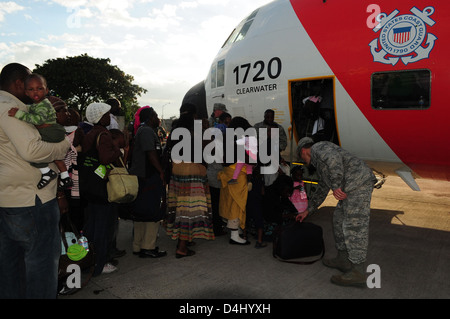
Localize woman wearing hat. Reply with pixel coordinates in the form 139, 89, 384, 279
78, 102, 123, 275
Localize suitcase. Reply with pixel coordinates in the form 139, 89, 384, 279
273, 221, 325, 264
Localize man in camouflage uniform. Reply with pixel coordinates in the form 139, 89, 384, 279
296, 137, 376, 287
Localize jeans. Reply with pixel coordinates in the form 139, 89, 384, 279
0, 197, 61, 299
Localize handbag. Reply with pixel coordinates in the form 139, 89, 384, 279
273, 221, 325, 264
58, 214, 95, 295
107, 157, 139, 204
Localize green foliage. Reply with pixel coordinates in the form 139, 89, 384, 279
34, 53, 147, 122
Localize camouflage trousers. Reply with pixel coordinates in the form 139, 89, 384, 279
333, 184, 373, 264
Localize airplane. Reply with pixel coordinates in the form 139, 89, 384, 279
182, 0, 450, 191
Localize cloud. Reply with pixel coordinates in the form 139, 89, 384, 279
0, 41, 64, 70
49, 0, 182, 30
0, 1, 25, 23
179, 1, 198, 9
1, 0, 274, 117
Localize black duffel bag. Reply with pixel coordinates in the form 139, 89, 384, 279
273, 221, 325, 264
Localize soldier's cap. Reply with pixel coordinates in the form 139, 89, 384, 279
297, 137, 314, 155
213, 103, 228, 112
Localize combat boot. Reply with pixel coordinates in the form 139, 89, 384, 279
322, 250, 352, 272
330, 263, 367, 288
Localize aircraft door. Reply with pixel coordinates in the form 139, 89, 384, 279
289, 77, 339, 197
290, 77, 339, 146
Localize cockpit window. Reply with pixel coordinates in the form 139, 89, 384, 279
233, 20, 253, 43
246, 9, 258, 21
222, 9, 259, 47
371, 69, 431, 109
222, 28, 237, 48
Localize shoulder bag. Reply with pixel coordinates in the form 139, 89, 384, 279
107, 157, 139, 204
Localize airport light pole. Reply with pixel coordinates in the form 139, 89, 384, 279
160, 102, 170, 129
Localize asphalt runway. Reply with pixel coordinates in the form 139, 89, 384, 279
59, 176, 450, 301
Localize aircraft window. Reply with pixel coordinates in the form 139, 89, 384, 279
371, 69, 431, 109
234, 20, 253, 43
229, 9, 259, 44
211, 64, 217, 89
217, 60, 225, 87
222, 28, 237, 48
211, 60, 225, 89
247, 9, 258, 21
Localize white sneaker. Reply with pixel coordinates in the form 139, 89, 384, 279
230, 230, 248, 244
102, 263, 118, 274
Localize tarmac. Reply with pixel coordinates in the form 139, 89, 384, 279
59, 176, 450, 301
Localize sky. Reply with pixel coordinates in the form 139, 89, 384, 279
0, 0, 273, 118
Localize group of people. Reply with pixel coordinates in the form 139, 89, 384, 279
0, 63, 152, 298
0, 62, 377, 299
163, 102, 376, 289
165, 104, 296, 254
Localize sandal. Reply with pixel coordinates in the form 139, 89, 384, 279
176, 249, 195, 259
176, 240, 196, 249
58, 176, 73, 190
37, 170, 57, 189
255, 241, 267, 249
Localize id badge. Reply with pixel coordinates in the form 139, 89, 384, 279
94, 165, 107, 179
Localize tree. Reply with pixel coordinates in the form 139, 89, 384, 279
34, 54, 147, 122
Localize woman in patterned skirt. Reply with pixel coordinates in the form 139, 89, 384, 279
165, 104, 215, 258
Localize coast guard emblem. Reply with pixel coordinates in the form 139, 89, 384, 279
369, 6, 437, 65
